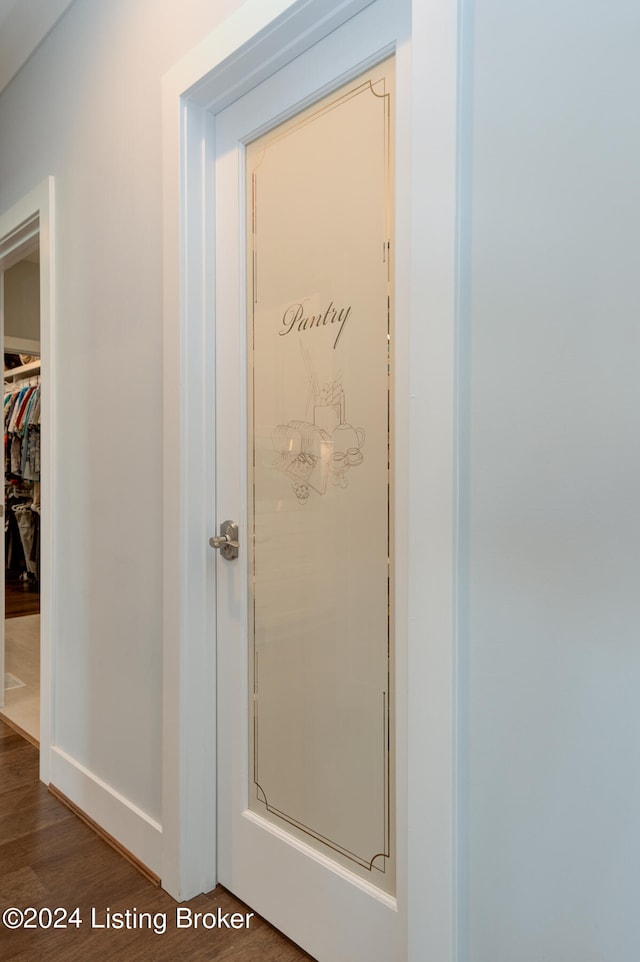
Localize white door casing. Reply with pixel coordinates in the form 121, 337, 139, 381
162, 1, 460, 960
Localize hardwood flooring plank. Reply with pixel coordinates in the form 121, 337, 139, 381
0, 719, 23, 738
0, 781, 68, 821
0, 745, 39, 793
0, 721, 35, 753
32, 837, 153, 907
0, 730, 26, 752
0, 816, 99, 878
0, 867, 50, 904
0, 727, 37, 753
0, 798, 73, 848
216, 926, 316, 962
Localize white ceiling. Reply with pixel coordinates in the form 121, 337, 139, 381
0, 0, 76, 96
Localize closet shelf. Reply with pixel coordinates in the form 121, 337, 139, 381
4, 359, 41, 382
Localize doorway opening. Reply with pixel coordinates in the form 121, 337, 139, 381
1, 239, 41, 746
0, 177, 54, 785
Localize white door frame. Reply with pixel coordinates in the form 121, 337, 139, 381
162, 1, 461, 958
0, 177, 55, 785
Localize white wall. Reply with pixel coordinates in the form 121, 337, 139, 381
0, 0, 241, 842
4, 260, 40, 340
465, 1, 640, 960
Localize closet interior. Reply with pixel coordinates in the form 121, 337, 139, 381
1, 246, 41, 745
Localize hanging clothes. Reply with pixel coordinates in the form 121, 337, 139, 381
4, 376, 41, 581
4, 381, 41, 482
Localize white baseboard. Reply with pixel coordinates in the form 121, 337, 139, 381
49, 746, 163, 878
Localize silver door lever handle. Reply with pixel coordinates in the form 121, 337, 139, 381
209, 520, 239, 560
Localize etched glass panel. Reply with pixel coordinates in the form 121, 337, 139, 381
247, 59, 394, 893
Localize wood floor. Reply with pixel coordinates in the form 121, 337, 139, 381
0, 720, 316, 961
5, 575, 40, 619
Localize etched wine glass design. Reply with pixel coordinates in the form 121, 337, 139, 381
271, 347, 365, 503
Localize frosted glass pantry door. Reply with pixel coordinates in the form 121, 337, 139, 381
247, 62, 394, 891
213, 5, 408, 954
